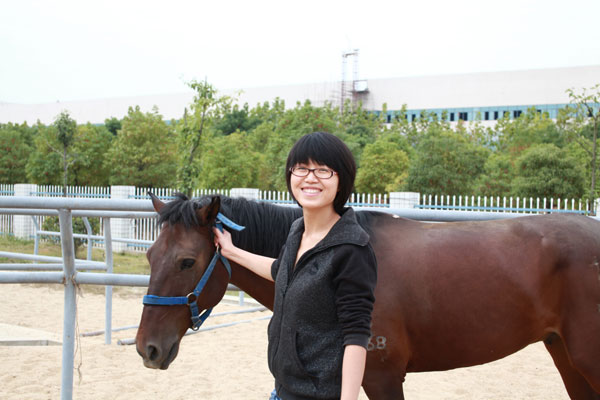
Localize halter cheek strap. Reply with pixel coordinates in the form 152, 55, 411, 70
143, 212, 245, 330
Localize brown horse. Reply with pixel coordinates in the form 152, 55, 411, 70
136, 194, 600, 399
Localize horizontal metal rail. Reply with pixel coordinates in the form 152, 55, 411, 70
0, 251, 105, 266
37, 230, 154, 246
0, 270, 148, 286
0, 263, 106, 271
75, 272, 149, 286
82, 306, 268, 337
0, 271, 65, 284
0, 197, 154, 211
0, 208, 156, 218
117, 315, 273, 346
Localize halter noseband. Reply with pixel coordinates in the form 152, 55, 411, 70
142, 212, 245, 330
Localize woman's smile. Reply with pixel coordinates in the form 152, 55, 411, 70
301, 186, 322, 196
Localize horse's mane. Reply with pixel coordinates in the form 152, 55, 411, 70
158, 193, 384, 256
157, 193, 303, 257
157, 193, 205, 228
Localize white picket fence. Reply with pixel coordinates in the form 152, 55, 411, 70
0, 184, 14, 235
417, 194, 590, 215
35, 185, 111, 198
0, 184, 594, 251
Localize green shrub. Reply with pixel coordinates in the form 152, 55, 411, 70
41, 216, 100, 252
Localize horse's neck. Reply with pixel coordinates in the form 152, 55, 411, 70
222, 197, 298, 257
229, 263, 275, 310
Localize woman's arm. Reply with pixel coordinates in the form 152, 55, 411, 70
213, 227, 275, 282
340, 344, 367, 400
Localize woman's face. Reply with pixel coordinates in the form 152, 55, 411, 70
290, 160, 339, 213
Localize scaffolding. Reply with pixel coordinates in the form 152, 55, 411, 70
340, 49, 368, 113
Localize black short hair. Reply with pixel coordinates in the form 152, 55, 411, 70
285, 132, 356, 214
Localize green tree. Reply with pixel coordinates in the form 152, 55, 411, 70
495, 108, 565, 155
474, 153, 515, 197
390, 108, 453, 150
70, 124, 113, 186
214, 103, 261, 135
198, 132, 264, 189
105, 106, 177, 187
355, 137, 409, 193
26, 123, 62, 185
104, 117, 122, 136
53, 111, 78, 196
405, 130, 489, 196
0, 123, 32, 183
563, 84, 600, 209
176, 79, 234, 196
511, 144, 584, 200
337, 102, 381, 164
563, 140, 594, 200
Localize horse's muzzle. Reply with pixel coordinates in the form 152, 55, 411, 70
137, 339, 180, 370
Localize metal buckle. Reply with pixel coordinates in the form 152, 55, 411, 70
186, 292, 197, 304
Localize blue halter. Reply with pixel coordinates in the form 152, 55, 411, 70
142, 212, 245, 331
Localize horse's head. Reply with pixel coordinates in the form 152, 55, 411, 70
136, 193, 230, 369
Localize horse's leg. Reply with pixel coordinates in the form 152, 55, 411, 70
549, 256, 600, 399
362, 362, 406, 400
544, 333, 600, 400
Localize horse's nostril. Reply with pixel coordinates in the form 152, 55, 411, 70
147, 344, 160, 362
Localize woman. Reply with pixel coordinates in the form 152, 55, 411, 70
213, 132, 377, 400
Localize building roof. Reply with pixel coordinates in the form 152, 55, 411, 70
1, 65, 598, 125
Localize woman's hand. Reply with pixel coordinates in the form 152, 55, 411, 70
212, 227, 276, 282
213, 227, 235, 258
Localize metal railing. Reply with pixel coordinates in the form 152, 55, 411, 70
0, 197, 154, 400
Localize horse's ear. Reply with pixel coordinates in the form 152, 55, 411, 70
198, 196, 220, 225
148, 191, 164, 213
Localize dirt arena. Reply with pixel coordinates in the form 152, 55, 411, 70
0, 284, 569, 399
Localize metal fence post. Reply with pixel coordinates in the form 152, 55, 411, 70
58, 208, 76, 400
82, 217, 93, 261
103, 217, 113, 344
31, 216, 40, 256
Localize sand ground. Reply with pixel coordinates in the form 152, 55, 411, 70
0, 283, 570, 399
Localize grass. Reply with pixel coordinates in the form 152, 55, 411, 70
0, 235, 150, 275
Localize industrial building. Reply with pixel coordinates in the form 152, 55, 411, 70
1, 65, 598, 125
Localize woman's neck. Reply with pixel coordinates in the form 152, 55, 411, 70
302, 206, 340, 238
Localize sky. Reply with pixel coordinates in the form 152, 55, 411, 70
1, 0, 600, 104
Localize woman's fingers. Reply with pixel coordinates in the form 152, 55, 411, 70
213, 227, 232, 246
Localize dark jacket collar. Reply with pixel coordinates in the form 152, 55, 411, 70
288, 207, 369, 250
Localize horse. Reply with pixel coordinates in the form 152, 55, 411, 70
135, 193, 600, 399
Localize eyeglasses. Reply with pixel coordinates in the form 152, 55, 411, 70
289, 167, 337, 179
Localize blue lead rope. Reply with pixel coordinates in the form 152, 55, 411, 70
143, 212, 245, 330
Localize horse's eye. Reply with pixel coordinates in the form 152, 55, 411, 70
180, 258, 195, 270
